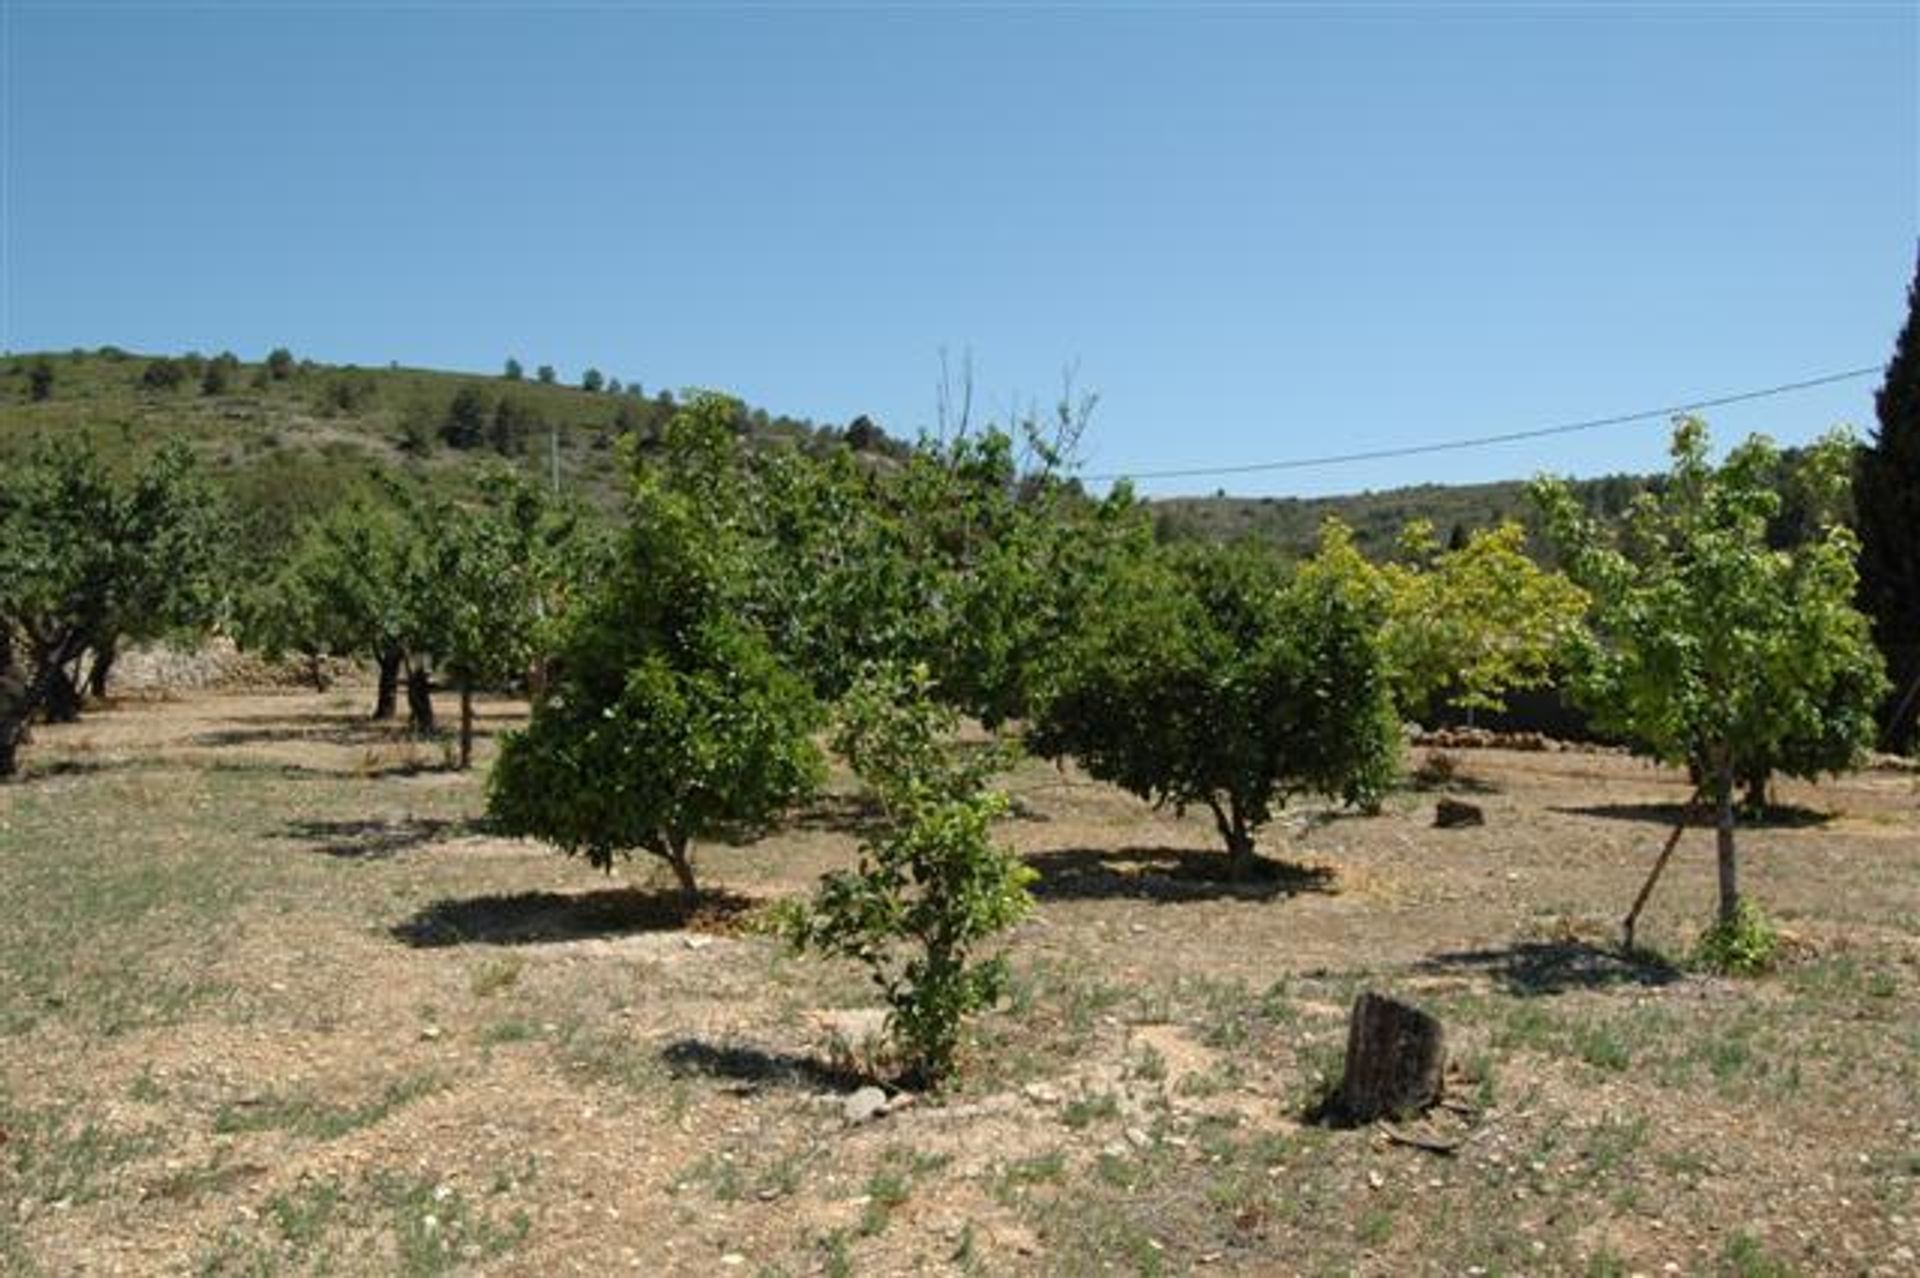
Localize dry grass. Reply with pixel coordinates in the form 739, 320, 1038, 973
1, 696, 1917, 1275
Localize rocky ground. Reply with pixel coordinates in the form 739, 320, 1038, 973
1, 687, 1917, 1276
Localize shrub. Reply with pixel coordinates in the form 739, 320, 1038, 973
780, 664, 1034, 1086
1694, 899, 1781, 976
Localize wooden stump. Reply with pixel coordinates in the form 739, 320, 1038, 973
1336, 992, 1446, 1123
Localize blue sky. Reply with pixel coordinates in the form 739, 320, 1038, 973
3, 2, 1915, 497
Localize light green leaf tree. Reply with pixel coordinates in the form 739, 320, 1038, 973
1530, 417, 1887, 937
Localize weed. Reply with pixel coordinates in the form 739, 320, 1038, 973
213, 1072, 442, 1140
1062, 1090, 1122, 1129
1721, 1230, 1798, 1278
1572, 1020, 1631, 1072
1694, 900, 1781, 976
470, 956, 523, 997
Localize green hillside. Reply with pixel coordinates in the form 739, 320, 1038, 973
0, 346, 898, 572
1151, 472, 1654, 560
2, 346, 1672, 569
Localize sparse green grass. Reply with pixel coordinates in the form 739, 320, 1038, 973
212, 1072, 443, 1140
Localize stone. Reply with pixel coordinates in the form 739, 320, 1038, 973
842, 1086, 889, 1124
1435, 798, 1485, 828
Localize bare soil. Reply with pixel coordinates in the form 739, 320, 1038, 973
2, 689, 1917, 1276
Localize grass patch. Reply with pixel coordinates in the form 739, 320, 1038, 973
213, 1072, 443, 1140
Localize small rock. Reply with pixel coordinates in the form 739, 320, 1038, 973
1367, 1170, 1384, 1190
842, 1086, 889, 1124
1435, 798, 1485, 828
1125, 1127, 1151, 1149
1023, 1082, 1061, 1105
720, 1255, 745, 1268
684, 935, 714, 951
420, 1025, 442, 1041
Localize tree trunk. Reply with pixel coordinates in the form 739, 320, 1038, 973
663, 834, 699, 905
1742, 769, 1769, 818
1714, 758, 1740, 925
86, 637, 117, 700
1, 640, 82, 780
306, 653, 330, 693
372, 650, 401, 721
1335, 992, 1447, 1124
42, 663, 83, 724
405, 662, 435, 735
1209, 798, 1258, 879
457, 678, 474, 771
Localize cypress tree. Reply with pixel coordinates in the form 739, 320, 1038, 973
1858, 246, 1920, 751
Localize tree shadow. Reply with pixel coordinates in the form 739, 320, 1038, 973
390, 887, 757, 948
1417, 940, 1684, 997
279, 815, 483, 860
1554, 802, 1833, 829
659, 1039, 866, 1094
190, 723, 499, 749
13, 757, 131, 783
785, 791, 889, 838
1024, 846, 1337, 904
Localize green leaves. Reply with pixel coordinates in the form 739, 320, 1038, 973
488, 395, 824, 894
783, 663, 1034, 1086
1029, 536, 1399, 868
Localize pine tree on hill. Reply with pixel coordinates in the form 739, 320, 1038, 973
1858, 246, 1920, 752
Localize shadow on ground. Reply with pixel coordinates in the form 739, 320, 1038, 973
786, 791, 889, 838
1555, 801, 1833, 829
391, 887, 758, 948
660, 1039, 865, 1094
1024, 846, 1337, 904
1418, 939, 1684, 997
191, 722, 498, 750
280, 815, 481, 860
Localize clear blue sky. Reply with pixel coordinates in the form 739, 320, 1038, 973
4, 2, 1915, 497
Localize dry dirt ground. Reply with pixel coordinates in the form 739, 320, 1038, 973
1, 688, 1917, 1277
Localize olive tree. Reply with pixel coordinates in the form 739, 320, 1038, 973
1030, 538, 1399, 876
1531, 417, 1886, 939
487, 394, 823, 899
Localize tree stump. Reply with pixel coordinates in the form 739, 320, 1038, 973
1434, 798, 1484, 828
1336, 992, 1446, 1123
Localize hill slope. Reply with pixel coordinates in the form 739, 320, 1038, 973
2, 347, 1657, 568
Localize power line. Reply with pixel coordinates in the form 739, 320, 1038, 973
1082, 364, 1882, 484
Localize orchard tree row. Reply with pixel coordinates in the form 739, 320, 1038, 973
0, 382, 1902, 1081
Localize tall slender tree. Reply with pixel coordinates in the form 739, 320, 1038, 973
1857, 246, 1920, 752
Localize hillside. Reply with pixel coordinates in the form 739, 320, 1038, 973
1152, 473, 1654, 561
0, 347, 903, 571
2, 347, 1663, 568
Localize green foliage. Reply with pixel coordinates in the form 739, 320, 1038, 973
1532, 417, 1887, 922
440, 385, 490, 450
0, 438, 227, 775
502, 357, 523, 381
140, 357, 189, 391
580, 367, 604, 394
488, 394, 824, 895
1857, 248, 1920, 751
781, 664, 1035, 1085
199, 352, 239, 397
535, 364, 556, 385
265, 347, 295, 380
1030, 535, 1399, 870
1693, 899, 1781, 977
27, 359, 53, 401
1309, 517, 1588, 717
